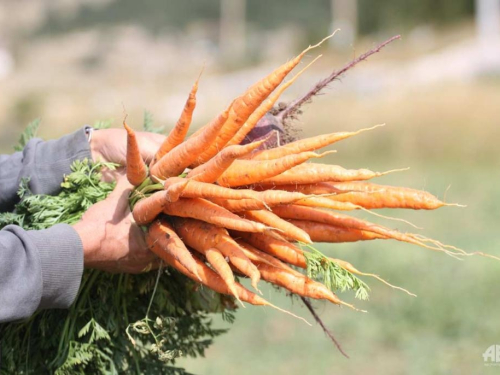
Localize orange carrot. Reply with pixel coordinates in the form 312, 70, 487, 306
294, 196, 361, 211
226, 55, 322, 147
163, 177, 191, 203
131, 179, 189, 225
272, 205, 461, 256
248, 124, 385, 161
256, 262, 347, 306
261, 163, 406, 185
132, 190, 168, 226
210, 198, 275, 212
234, 231, 307, 268
163, 198, 271, 233
286, 219, 385, 243
160, 248, 310, 323
210, 189, 311, 212
124, 121, 148, 186
157, 244, 258, 304
193, 35, 334, 166
165, 177, 263, 201
150, 108, 229, 180
204, 247, 243, 306
286, 192, 423, 229
173, 218, 261, 290
241, 210, 312, 243
252, 182, 344, 195
235, 239, 297, 272
187, 134, 271, 183
151, 75, 199, 166
217, 151, 334, 187
147, 219, 201, 281
326, 181, 452, 210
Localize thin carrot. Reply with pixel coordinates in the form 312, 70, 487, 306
132, 190, 168, 226
235, 239, 300, 274
193, 34, 336, 166
294, 196, 361, 211
124, 121, 148, 186
286, 219, 385, 243
226, 55, 322, 147
261, 163, 408, 185
210, 189, 311, 212
172, 218, 261, 291
163, 177, 191, 203
187, 134, 272, 183
131, 179, 190, 225
241, 210, 312, 243
256, 262, 358, 310
234, 231, 307, 268
210, 198, 275, 212
165, 177, 263, 201
272, 205, 463, 256
217, 151, 334, 187
150, 108, 229, 180
204, 247, 244, 306
147, 219, 201, 281
326, 181, 458, 210
162, 248, 310, 323
252, 182, 345, 195
163, 198, 272, 233
151, 74, 200, 166
248, 124, 385, 161
294, 194, 423, 230
156, 244, 257, 304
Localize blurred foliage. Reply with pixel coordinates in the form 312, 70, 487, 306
358, 0, 474, 34
36, 0, 474, 40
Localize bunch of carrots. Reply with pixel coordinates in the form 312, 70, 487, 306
121, 34, 485, 323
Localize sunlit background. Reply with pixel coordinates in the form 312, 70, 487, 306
1, 1, 499, 374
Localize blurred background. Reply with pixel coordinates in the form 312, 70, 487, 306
1, 1, 499, 374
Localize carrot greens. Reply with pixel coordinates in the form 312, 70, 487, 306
0, 159, 234, 375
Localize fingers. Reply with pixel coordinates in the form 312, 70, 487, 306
109, 175, 134, 198
101, 166, 126, 183
136, 132, 166, 164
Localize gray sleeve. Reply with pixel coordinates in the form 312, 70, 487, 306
0, 128, 91, 322
0, 127, 91, 212
0, 224, 83, 323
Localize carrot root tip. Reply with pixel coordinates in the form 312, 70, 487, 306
444, 203, 467, 208
340, 300, 367, 313
360, 207, 423, 230
303, 29, 340, 54
265, 303, 312, 326
380, 167, 410, 176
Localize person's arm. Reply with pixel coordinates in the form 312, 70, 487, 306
0, 127, 164, 323
0, 224, 83, 322
0, 128, 91, 212
0, 128, 91, 322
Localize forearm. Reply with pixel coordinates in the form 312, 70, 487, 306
0, 224, 83, 323
0, 128, 91, 212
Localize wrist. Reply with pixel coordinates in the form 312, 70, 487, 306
73, 220, 101, 267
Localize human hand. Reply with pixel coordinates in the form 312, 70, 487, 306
73, 176, 158, 273
90, 128, 165, 180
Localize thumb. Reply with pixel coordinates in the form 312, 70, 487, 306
109, 175, 134, 198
